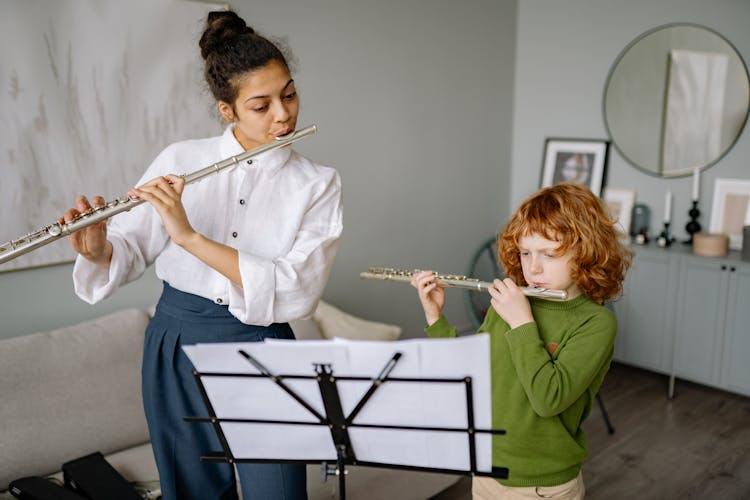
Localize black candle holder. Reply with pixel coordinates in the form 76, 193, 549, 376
657, 221, 675, 248
683, 200, 701, 245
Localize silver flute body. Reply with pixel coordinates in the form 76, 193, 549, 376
0, 125, 317, 265
360, 267, 568, 301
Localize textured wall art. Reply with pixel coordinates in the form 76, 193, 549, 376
0, 0, 224, 271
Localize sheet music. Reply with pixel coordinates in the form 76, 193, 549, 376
182, 334, 494, 471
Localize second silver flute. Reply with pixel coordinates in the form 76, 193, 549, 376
0, 125, 317, 266
360, 267, 568, 301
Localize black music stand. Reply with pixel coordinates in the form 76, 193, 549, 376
183, 340, 507, 500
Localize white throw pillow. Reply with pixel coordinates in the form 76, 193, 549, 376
312, 301, 401, 341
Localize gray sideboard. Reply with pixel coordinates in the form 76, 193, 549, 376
611, 244, 750, 398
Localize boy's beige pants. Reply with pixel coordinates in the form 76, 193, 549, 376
472, 471, 585, 500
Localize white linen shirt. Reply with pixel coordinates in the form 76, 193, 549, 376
73, 125, 343, 326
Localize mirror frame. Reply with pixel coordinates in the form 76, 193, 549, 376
603, 23, 750, 178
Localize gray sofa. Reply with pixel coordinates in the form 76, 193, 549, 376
0, 302, 461, 499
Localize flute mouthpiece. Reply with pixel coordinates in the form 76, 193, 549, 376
275, 131, 295, 141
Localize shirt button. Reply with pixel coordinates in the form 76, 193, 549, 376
215, 298, 223, 304
232, 231, 238, 238
239, 199, 245, 205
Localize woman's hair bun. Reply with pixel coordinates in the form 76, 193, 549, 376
199, 10, 255, 60
199, 10, 290, 104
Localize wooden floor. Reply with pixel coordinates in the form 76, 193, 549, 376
431, 362, 750, 500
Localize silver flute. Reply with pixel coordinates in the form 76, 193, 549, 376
0, 125, 317, 265
360, 267, 568, 301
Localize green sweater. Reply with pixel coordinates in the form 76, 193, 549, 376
426, 294, 616, 487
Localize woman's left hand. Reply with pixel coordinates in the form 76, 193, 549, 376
488, 278, 534, 329
128, 174, 197, 247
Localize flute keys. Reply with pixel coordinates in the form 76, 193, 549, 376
440, 274, 467, 281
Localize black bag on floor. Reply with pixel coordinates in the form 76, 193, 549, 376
8, 476, 87, 500
61, 452, 141, 500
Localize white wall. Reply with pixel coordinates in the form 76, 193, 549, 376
511, 0, 750, 239
0, 0, 517, 339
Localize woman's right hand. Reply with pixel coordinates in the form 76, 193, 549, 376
60, 195, 113, 268
410, 270, 446, 327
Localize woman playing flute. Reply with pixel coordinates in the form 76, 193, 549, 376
62, 10, 342, 500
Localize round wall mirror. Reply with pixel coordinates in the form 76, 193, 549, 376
603, 24, 750, 178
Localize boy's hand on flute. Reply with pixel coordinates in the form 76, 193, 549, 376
488, 277, 534, 329
410, 270, 445, 327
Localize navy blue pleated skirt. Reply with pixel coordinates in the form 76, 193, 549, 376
142, 281, 307, 500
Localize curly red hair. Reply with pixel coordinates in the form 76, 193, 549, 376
498, 183, 632, 304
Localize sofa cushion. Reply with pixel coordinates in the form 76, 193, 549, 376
312, 301, 401, 341
289, 317, 324, 340
0, 308, 153, 490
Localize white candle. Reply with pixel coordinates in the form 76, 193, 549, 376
692, 167, 700, 201
664, 191, 672, 223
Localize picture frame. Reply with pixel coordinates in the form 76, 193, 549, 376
709, 178, 750, 250
603, 188, 636, 238
540, 138, 610, 196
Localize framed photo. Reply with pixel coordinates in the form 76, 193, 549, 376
540, 138, 610, 196
604, 188, 636, 238
709, 178, 750, 250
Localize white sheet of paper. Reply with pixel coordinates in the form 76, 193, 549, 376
348, 428, 474, 471
221, 422, 337, 461
182, 334, 494, 472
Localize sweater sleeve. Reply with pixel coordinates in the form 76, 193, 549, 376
504, 309, 616, 418
424, 315, 458, 338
